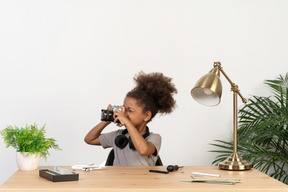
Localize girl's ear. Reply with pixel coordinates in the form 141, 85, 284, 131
144, 111, 152, 122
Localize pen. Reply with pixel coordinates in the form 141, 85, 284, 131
180, 180, 236, 185
149, 170, 169, 174
191, 172, 221, 178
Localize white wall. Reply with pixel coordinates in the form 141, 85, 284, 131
0, 0, 287, 185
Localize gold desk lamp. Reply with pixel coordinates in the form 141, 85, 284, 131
191, 62, 252, 170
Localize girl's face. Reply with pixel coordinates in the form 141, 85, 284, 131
123, 97, 151, 131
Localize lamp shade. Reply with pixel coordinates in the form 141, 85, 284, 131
191, 67, 222, 106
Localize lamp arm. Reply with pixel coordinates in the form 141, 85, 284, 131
214, 62, 247, 104
211, 62, 253, 170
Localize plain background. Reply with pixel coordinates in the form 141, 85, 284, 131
1, 0, 288, 185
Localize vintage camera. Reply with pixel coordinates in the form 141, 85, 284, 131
101, 105, 122, 123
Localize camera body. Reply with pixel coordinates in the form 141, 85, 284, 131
101, 105, 122, 123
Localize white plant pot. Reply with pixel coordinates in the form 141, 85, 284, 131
16, 152, 40, 170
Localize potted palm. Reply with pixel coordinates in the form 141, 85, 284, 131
0, 123, 61, 170
210, 73, 288, 184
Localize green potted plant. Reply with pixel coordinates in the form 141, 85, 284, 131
0, 123, 61, 170
210, 73, 288, 184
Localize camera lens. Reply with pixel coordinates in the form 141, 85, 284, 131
101, 109, 114, 122
101, 106, 122, 123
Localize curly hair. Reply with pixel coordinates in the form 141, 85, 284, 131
126, 71, 177, 122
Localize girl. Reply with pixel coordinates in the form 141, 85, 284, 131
84, 72, 177, 166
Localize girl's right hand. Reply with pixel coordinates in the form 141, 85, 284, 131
100, 104, 112, 125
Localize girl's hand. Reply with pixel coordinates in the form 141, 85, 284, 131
101, 104, 112, 125
113, 106, 129, 127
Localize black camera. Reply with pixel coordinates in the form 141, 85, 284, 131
101, 105, 122, 123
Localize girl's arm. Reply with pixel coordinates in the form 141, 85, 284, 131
125, 121, 156, 156
114, 109, 156, 156
84, 121, 110, 145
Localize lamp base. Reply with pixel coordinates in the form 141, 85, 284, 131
219, 153, 253, 171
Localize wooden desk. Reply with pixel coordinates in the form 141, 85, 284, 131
1, 166, 288, 192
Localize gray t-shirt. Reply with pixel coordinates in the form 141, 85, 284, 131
99, 129, 161, 166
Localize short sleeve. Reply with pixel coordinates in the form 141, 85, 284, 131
146, 133, 161, 156
99, 130, 122, 149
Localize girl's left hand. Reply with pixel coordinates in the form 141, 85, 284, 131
113, 106, 129, 127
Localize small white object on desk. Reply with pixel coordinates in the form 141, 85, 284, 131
191, 172, 221, 179
72, 161, 106, 171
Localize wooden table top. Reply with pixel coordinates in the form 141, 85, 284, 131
1, 166, 288, 192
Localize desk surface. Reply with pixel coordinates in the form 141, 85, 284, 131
0, 166, 288, 192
